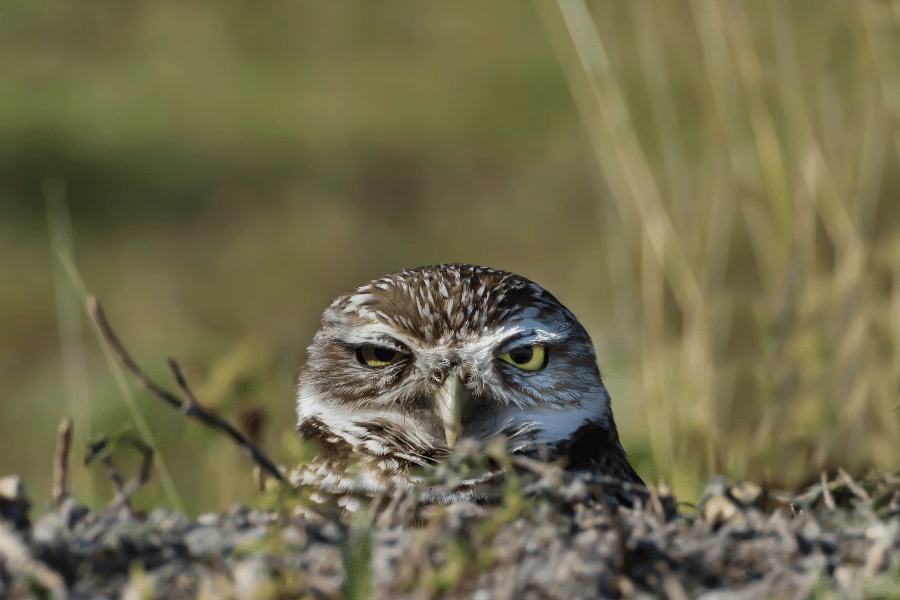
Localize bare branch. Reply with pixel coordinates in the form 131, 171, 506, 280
87, 296, 284, 482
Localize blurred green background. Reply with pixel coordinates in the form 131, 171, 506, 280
2, 0, 899, 516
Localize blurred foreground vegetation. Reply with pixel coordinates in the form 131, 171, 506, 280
1, 0, 899, 516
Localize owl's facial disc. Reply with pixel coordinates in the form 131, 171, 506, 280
297, 264, 615, 464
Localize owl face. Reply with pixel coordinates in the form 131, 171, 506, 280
295, 265, 629, 485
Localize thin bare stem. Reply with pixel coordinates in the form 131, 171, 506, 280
86, 433, 155, 511
820, 472, 837, 511
52, 417, 73, 509
87, 296, 284, 482
838, 468, 870, 503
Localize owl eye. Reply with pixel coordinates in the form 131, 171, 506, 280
356, 345, 404, 368
498, 345, 546, 371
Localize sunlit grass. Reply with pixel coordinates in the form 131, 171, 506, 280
542, 0, 900, 500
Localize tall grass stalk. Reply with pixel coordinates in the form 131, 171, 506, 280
542, 0, 900, 498
45, 180, 97, 505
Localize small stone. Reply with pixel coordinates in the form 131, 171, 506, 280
702, 494, 742, 526
233, 525, 271, 551
0, 475, 30, 531
233, 556, 271, 600
32, 511, 65, 545
281, 524, 307, 549
197, 512, 219, 527
575, 528, 600, 550
185, 526, 227, 556
58, 497, 89, 529
0, 476, 26, 501
729, 482, 763, 507
148, 506, 186, 530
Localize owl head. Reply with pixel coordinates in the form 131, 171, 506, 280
295, 264, 640, 490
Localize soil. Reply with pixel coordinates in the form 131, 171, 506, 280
2, 459, 900, 600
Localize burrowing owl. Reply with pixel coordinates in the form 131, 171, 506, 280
293, 264, 642, 501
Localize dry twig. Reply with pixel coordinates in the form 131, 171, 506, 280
86, 433, 154, 511
820, 472, 836, 511
838, 467, 870, 502
87, 296, 284, 482
52, 417, 73, 509
0, 527, 68, 600
661, 571, 689, 600
890, 489, 900, 513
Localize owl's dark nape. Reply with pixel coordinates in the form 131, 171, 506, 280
292, 264, 643, 504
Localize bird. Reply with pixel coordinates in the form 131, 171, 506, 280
292, 264, 643, 504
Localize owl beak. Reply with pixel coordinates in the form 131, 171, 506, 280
433, 373, 467, 448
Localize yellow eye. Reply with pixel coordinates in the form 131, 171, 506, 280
498, 345, 546, 371
356, 345, 404, 368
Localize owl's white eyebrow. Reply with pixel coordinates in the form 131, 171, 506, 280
337, 332, 408, 351
498, 324, 563, 347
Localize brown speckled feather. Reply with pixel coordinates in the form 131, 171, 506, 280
293, 264, 643, 504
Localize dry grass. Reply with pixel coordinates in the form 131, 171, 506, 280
541, 0, 900, 498
0, 0, 898, 514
